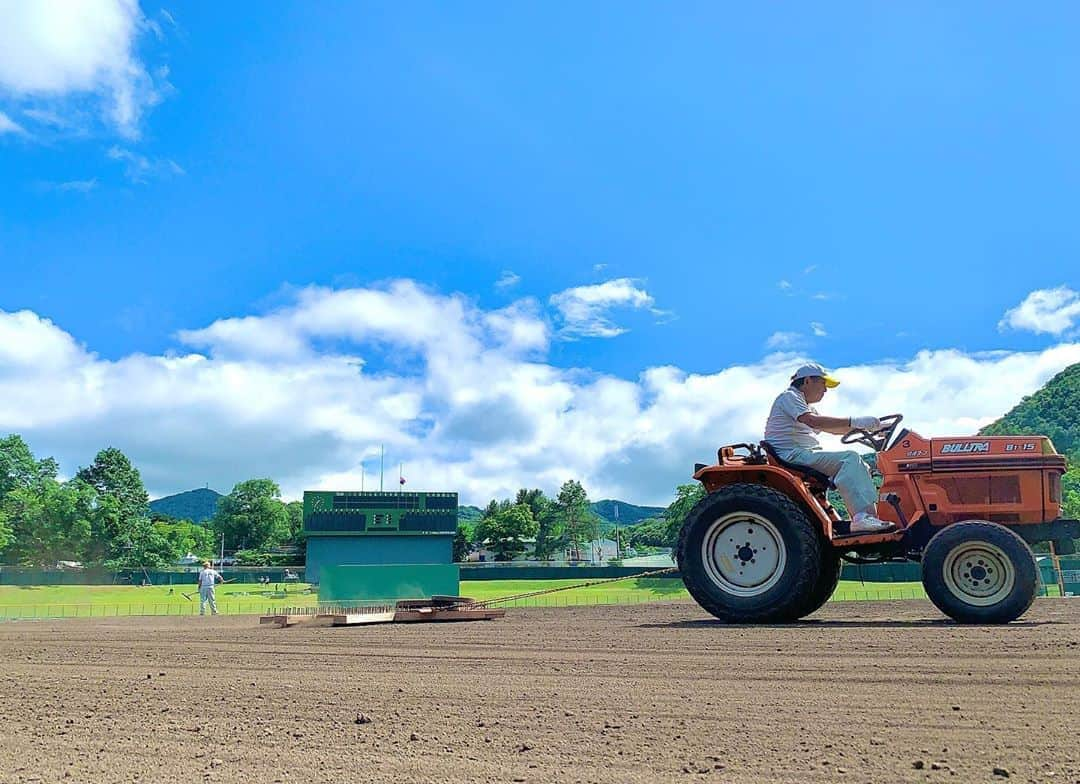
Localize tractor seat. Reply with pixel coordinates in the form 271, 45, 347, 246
759, 442, 836, 489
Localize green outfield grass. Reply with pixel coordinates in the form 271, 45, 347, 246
0, 577, 1064, 619
0, 577, 951, 619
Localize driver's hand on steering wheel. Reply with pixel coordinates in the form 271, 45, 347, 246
850, 415, 882, 432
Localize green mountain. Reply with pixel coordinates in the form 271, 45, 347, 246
149, 488, 222, 523
458, 505, 483, 525
590, 499, 665, 526
979, 362, 1080, 458
979, 361, 1080, 521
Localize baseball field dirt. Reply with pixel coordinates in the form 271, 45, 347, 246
1, 599, 1077, 784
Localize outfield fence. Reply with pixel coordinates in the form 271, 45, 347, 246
6, 585, 1072, 620
0, 600, 299, 619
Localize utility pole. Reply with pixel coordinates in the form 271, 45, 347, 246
1050, 541, 1066, 597
614, 504, 620, 558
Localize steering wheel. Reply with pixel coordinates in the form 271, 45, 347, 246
841, 413, 903, 452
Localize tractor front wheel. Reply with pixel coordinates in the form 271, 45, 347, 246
677, 484, 823, 623
921, 521, 1038, 624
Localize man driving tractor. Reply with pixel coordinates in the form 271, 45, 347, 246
764, 362, 894, 534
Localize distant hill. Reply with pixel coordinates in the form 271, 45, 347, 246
458, 505, 483, 526
149, 488, 222, 523
591, 499, 665, 526
979, 362, 1080, 458
456, 500, 664, 532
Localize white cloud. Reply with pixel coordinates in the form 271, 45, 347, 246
0, 0, 167, 138
37, 178, 98, 193
495, 270, 521, 290
766, 331, 803, 350
810, 321, 827, 337
107, 145, 184, 182
3, 287, 1080, 508
999, 286, 1080, 336
803, 265, 818, 275
550, 278, 661, 338
0, 110, 25, 135
778, 279, 792, 291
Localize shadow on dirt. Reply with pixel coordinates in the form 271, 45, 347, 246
637, 618, 1061, 629
630, 577, 685, 595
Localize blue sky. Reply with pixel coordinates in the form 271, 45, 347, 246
2, 2, 1079, 503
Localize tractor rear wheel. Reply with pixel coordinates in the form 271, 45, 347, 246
921, 521, 1038, 624
795, 549, 842, 618
677, 483, 823, 623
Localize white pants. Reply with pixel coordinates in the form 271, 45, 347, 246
777, 447, 877, 517
199, 585, 218, 615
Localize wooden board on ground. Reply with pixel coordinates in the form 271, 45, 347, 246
329, 610, 397, 626
396, 595, 474, 609
259, 614, 336, 628
393, 607, 505, 623
260, 597, 505, 627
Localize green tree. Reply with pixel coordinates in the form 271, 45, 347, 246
0, 434, 59, 499
76, 447, 149, 522
452, 523, 471, 562
76, 447, 155, 566
980, 362, 1080, 457
212, 479, 290, 552
623, 517, 670, 549
482, 498, 510, 519
533, 501, 560, 561
474, 503, 538, 561
285, 501, 304, 544
0, 507, 11, 553
154, 519, 215, 559
1063, 465, 1080, 520
663, 483, 706, 545
1, 479, 96, 566
515, 488, 559, 560
555, 480, 595, 560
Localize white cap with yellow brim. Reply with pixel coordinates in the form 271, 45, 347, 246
790, 362, 840, 388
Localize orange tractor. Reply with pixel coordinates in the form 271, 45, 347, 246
677, 415, 1079, 623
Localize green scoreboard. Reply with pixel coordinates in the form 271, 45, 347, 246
303, 491, 459, 600
303, 490, 458, 535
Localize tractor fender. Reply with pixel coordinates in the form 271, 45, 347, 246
693, 464, 833, 533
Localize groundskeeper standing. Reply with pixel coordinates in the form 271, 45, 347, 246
197, 560, 223, 616
764, 362, 894, 534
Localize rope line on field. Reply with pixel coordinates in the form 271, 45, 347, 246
467, 567, 679, 608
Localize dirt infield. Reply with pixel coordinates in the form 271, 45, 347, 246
1, 599, 1077, 784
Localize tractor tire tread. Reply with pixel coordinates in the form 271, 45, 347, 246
677, 483, 822, 623
921, 521, 1038, 624
794, 550, 843, 619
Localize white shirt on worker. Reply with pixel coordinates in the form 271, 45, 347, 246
198, 568, 221, 588
763, 386, 821, 452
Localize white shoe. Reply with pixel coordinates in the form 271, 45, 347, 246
850, 512, 894, 533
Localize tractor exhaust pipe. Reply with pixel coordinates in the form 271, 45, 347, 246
883, 493, 909, 528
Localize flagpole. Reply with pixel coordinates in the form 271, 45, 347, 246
361, 463, 365, 491
380, 444, 384, 492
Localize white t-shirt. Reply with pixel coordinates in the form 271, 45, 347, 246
198, 568, 221, 588
763, 387, 821, 451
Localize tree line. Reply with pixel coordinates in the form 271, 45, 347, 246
457, 480, 705, 561
5, 427, 1075, 570
0, 435, 303, 569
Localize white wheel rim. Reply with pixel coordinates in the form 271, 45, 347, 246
701, 512, 787, 597
942, 541, 1015, 607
